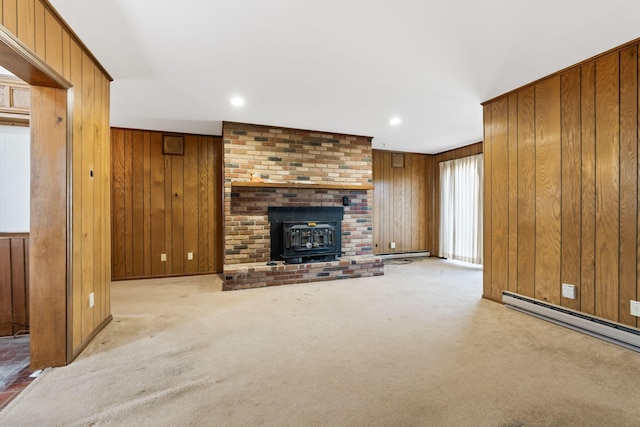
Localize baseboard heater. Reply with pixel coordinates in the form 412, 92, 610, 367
379, 251, 430, 260
502, 291, 640, 352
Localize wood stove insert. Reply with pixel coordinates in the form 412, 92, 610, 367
268, 207, 343, 264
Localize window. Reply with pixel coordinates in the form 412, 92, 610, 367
439, 153, 483, 264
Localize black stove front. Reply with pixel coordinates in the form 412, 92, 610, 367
268, 207, 343, 264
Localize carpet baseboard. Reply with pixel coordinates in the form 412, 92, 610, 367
70, 315, 113, 362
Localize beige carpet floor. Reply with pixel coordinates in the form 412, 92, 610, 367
1, 257, 640, 426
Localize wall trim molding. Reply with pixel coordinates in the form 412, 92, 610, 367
0, 25, 70, 89
71, 315, 112, 360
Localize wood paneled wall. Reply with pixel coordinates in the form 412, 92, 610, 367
0, 234, 29, 337
372, 144, 482, 256
432, 143, 483, 257
30, 85, 69, 367
483, 40, 640, 327
1, 1, 112, 367
111, 128, 223, 280
372, 150, 433, 254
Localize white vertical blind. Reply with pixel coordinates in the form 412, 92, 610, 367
439, 153, 483, 264
0, 125, 30, 232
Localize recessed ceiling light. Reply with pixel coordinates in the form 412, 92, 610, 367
390, 117, 401, 126
230, 96, 245, 107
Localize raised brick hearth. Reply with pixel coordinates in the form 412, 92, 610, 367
223, 256, 384, 290
223, 122, 383, 289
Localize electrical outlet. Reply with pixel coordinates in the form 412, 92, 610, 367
561, 283, 576, 300
161, 253, 167, 262
187, 252, 194, 260
390, 242, 396, 249
631, 300, 640, 317
89, 292, 94, 308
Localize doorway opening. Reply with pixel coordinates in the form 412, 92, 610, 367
0, 67, 35, 408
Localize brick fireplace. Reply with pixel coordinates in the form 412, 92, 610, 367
222, 122, 383, 290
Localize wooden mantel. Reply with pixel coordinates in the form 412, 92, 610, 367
231, 181, 374, 191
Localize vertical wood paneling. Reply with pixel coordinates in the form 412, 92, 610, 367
33, 0, 44, 59
560, 68, 582, 311
637, 46, 640, 326
424, 155, 435, 252
142, 132, 151, 276
131, 131, 144, 277
383, 151, 391, 250
101, 74, 110, 321
483, 104, 493, 300
517, 86, 536, 298
618, 46, 637, 326
171, 153, 184, 273
92, 66, 103, 329
30, 86, 67, 368
209, 136, 220, 270
412, 154, 424, 249
198, 135, 210, 270
123, 130, 133, 277
150, 132, 165, 276
110, 129, 223, 279
507, 93, 518, 293
69, 38, 83, 351
24, 238, 29, 327
372, 151, 431, 254
80, 53, 95, 340
403, 154, 412, 249
16, 0, 35, 52
392, 157, 403, 250
61, 32, 70, 80
0, 236, 30, 337
3, 0, 17, 35
490, 99, 509, 301
484, 41, 640, 326
0, 239, 12, 336
44, 9, 63, 74
581, 62, 597, 315
111, 128, 125, 278
183, 135, 199, 274
594, 52, 620, 320
215, 136, 223, 270
10, 238, 27, 332
534, 76, 562, 304
164, 155, 173, 272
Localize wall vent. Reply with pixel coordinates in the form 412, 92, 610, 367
502, 291, 640, 352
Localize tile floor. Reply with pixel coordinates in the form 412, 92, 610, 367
0, 335, 36, 411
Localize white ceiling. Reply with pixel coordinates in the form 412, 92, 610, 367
49, 0, 640, 154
